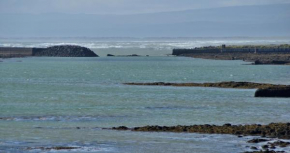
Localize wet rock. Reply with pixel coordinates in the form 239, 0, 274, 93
262, 145, 269, 149
268, 141, 290, 147
244, 151, 285, 153
224, 123, 232, 126
112, 126, 129, 130
248, 139, 269, 143
111, 123, 290, 139
250, 146, 258, 150
255, 87, 290, 98
107, 54, 115, 56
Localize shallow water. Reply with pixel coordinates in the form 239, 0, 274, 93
1, 56, 290, 152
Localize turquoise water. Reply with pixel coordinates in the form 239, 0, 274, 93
1, 56, 290, 152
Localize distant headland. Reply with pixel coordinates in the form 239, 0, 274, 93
172, 44, 290, 65
0, 45, 98, 58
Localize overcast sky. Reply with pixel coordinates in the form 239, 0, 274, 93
1, 0, 290, 14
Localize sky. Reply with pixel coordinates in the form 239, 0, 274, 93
0, 0, 290, 14
0, 0, 289, 37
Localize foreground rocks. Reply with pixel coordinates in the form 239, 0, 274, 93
124, 81, 288, 89
33, 45, 98, 57
255, 87, 290, 98
111, 123, 290, 139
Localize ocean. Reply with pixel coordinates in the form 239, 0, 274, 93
1, 37, 290, 153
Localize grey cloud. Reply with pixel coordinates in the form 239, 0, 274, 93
0, 0, 289, 14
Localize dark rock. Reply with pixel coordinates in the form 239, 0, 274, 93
111, 123, 290, 139
130, 54, 139, 56
223, 123, 232, 126
248, 139, 269, 143
107, 54, 115, 56
255, 60, 262, 64
125, 81, 289, 89
26, 146, 80, 151
112, 126, 129, 130
250, 146, 258, 150
255, 87, 290, 98
268, 141, 290, 147
262, 145, 269, 149
33, 45, 98, 57
244, 151, 284, 153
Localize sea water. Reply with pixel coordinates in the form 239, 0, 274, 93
1, 38, 290, 152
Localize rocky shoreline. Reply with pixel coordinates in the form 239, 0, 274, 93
173, 44, 290, 65
111, 123, 290, 152
111, 123, 290, 139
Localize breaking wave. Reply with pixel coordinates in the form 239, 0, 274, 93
1, 37, 290, 50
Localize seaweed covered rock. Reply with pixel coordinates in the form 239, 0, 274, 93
111, 123, 290, 139
255, 87, 290, 98
33, 45, 98, 57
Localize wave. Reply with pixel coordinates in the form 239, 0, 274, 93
1, 38, 290, 50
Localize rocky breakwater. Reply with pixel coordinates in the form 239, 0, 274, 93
33, 45, 98, 57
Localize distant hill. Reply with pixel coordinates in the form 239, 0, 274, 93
0, 4, 289, 37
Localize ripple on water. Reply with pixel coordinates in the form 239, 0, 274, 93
0, 115, 130, 122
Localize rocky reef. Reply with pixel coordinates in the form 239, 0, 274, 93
33, 45, 98, 57
112, 123, 290, 139
255, 87, 290, 98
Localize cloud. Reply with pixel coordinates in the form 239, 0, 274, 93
0, 0, 289, 14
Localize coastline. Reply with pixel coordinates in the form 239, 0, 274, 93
110, 123, 290, 153
173, 44, 290, 65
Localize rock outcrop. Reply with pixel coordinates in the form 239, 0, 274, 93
111, 123, 290, 139
255, 87, 290, 98
33, 45, 98, 57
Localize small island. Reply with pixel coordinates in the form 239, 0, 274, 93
0, 45, 98, 58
